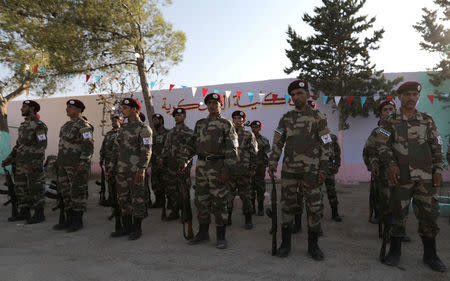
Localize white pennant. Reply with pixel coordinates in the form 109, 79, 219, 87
191, 87, 197, 97
225, 90, 231, 98
259, 93, 265, 102
334, 96, 342, 105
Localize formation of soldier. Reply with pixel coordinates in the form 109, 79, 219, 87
0, 79, 447, 272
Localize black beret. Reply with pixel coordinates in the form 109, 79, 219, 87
66, 99, 85, 112
23, 100, 40, 112
250, 120, 262, 129
204, 93, 224, 106
396, 81, 422, 95
288, 79, 309, 95
378, 99, 397, 113
121, 98, 142, 111
232, 110, 246, 120
172, 107, 186, 117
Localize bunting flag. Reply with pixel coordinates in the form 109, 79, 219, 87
236, 91, 242, 99
360, 96, 367, 107
387, 96, 393, 101
40, 67, 45, 73
181, 85, 188, 88
86, 74, 91, 82
284, 94, 290, 104
272, 94, 278, 103
347, 96, 354, 106
248, 92, 254, 102
213, 89, 220, 93
443, 93, 449, 98
15, 62, 20, 67
427, 95, 434, 104
95, 76, 100, 82
202, 88, 208, 97
225, 90, 231, 99
169, 84, 175, 92
373, 94, 380, 101
150, 81, 156, 89
258, 93, 265, 102
334, 96, 341, 105
33, 66, 37, 75
120, 78, 125, 81
25, 65, 30, 70
191, 87, 197, 97
322, 96, 328, 105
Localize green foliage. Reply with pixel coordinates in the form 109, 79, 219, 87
284, 0, 402, 130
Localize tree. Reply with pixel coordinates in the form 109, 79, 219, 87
284, 0, 402, 130
414, 0, 449, 105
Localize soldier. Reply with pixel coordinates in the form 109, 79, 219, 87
99, 115, 122, 206
324, 133, 342, 222
108, 98, 152, 240
250, 120, 270, 216
376, 81, 446, 272
159, 108, 194, 221
53, 99, 94, 232
226, 110, 258, 229
150, 113, 168, 208
268, 80, 330, 260
179, 93, 239, 249
2, 100, 47, 223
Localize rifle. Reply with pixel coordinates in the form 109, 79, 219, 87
369, 176, 375, 222
96, 164, 107, 206
265, 176, 277, 256
161, 184, 167, 221
44, 179, 66, 225
379, 186, 394, 262
107, 177, 121, 224
178, 177, 193, 240
1, 168, 19, 219
144, 169, 151, 208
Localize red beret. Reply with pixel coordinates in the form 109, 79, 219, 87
378, 99, 397, 113
122, 98, 142, 111
250, 120, 262, 129
23, 100, 40, 112
288, 79, 309, 95
172, 107, 186, 117
232, 110, 246, 120
204, 93, 224, 106
396, 81, 422, 95
66, 99, 85, 112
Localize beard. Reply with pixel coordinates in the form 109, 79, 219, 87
21, 109, 31, 117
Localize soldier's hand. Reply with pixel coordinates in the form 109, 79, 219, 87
387, 165, 400, 186
433, 173, 442, 187
318, 172, 326, 185
220, 173, 229, 184
268, 165, 276, 179
135, 171, 145, 182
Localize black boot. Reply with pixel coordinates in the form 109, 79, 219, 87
8, 207, 31, 222
27, 207, 46, 224
111, 215, 132, 237
278, 223, 292, 257
128, 217, 143, 240
188, 224, 210, 245
257, 200, 264, 216
383, 236, 402, 266
331, 206, 342, 222
66, 211, 84, 232
308, 230, 324, 261
244, 213, 253, 230
216, 225, 228, 249
227, 210, 232, 226
292, 214, 302, 234
421, 236, 447, 272
53, 209, 72, 230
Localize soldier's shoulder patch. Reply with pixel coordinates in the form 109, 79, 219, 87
377, 127, 391, 138
274, 127, 284, 136
437, 135, 443, 145
321, 133, 332, 144
142, 137, 152, 145
82, 131, 92, 140
37, 133, 46, 141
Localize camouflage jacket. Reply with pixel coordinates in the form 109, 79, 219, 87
151, 127, 168, 166
110, 118, 152, 174
328, 134, 341, 174
57, 117, 94, 167
375, 109, 444, 181
5, 116, 47, 167
269, 107, 330, 175
233, 127, 258, 175
99, 129, 120, 167
254, 133, 270, 167
161, 124, 194, 171
183, 114, 239, 174
363, 127, 381, 172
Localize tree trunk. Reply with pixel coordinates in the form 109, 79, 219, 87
0, 97, 9, 133
135, 49, 155, 129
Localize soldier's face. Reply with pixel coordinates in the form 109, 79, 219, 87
152, 117, 160, 126
66, 105, 81, 118
21, 104, 31, 117
121, 105, 134, 118
207, 100, 220, 114
233, 116, 244, 128
381, 104, 395, 117
111, 117, 121, 129
251, 125, 260, 134
290, 89, 309, 108
400, 91, 420, 110
174, 113, 185, 124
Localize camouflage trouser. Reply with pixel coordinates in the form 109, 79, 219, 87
391, 180, 439, 238
227, 174, 252, 215
57, 166, 89, 212
195, 160, 228, 226
151, 165, 166, 197
374, 175, 390, 217
165, 167, 191, 212
252, 166, 266, 203
14, 164, 45, 209
323, 174, 338, 208
115, 172, 147, 218
281, 171, 322, 232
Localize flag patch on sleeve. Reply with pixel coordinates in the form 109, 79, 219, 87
321, 133, 332, 144
143, 137, 151, 145
82, 132, 92, 139
37, 134, 46, 141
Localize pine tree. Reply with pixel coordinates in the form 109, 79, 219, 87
284, 0, 402, 130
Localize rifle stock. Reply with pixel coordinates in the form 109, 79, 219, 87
269, 177, 277, 256
2, 168, 18, 219
179, 177, 193, 240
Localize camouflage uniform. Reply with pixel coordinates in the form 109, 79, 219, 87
150, 127, 169, 204
100, 129, 120, 199
269, 106, 330, 232
4, 116, 47, 210
252, 133, 270, 210
376, 109, 444, 238
110, 118, 152, 219
160, 124, 194, 216
57, 117, 94, 212
324, 134, 340, 208
227, 127, 258, 215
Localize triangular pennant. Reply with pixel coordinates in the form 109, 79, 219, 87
248, 92, 254, 102
225, 90, 231, 99
322, 96, 328, 104
191, 87, 197, 97
236, 91, 242, 99
334, 96, 341, 105
387, 96, 393, 101
33, 66, 37, 75
181, 85, 188, 88
86, 74, 91, 82
347, 96, 354, 106
427, 95, 434, 104
213, 89, 220, 93
373, 94, 380, 101
442, 93, 449, 98
40, 67, 45, 73
272, 94, 278, 103
284, 94, 290, 104
150, 81, 156, 89
360, 96, 367, 107
258, 93, 265, 102
95, 76, 100, 82
114, 77, 119, 80
120, 78, 125, 81
202, 88, 208, 97
169, 84, 175, 92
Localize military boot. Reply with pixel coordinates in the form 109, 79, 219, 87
257, 200, 264, 216
308, 230, 324, 261
244, 213, 253, 230
383, 236, 402, 266
188, 224, 210, 245
278, 223, 292, 257
227, 210, 232, 226
53, 209, 72, 230
331, 206, 342, 222
66, 211, 84, 232
421, 236, 447, 272
216, 225, 228, 249
8, 207, 31, 222
292, 214, 302, 234
111, 215, 132, 237
27, 207, 46, 224
165, 203, 180, 221
128, 217, 143, 240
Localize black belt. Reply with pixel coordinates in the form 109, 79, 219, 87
198, 154, 225, 161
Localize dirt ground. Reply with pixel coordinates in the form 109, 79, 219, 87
0, 179, 449, 281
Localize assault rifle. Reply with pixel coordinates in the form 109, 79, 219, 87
266, 177, 277, 256
1, 168, 19, 219
179, 178, 193, 240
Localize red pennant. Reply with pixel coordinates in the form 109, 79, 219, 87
202, 88, 208, 97
236, 91, 242, 99
114, 77, 119, 80
387, 96, 393, 101
169, 84, 175, 92
86, 74, 91, 82
427, 95, 434, 104
272, 94, 278, 103
33, 66, 37, 75
347, 96, 354, 106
